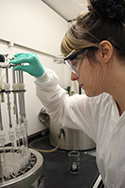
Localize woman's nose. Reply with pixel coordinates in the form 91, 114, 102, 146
70, 72, 78, 81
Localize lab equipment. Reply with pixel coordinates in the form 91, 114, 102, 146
0, 54, 44, 188
49, 119, 96, 150
68, 150, 80, 174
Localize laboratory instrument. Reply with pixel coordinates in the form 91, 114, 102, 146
49, 119, 96, 150
68, 151, 80, 174
0, 54, 44, 188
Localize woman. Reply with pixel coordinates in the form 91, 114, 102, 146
10, 0, 125, 187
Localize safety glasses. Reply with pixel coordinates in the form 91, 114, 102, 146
63, 40, 122, 76
64, 48, 87, 76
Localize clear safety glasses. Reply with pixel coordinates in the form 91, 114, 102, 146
63, 48, 87, 77
63, 40, 122, 77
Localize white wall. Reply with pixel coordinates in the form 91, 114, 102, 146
0, 0, 68, 56
0, 0, 71, 143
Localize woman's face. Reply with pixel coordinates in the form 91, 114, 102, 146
70, 54, 105, 97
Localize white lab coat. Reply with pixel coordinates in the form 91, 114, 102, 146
35, 68, 125, 188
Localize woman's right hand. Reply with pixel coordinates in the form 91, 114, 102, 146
9, 53, 45, 77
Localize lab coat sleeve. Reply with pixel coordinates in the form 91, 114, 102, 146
34, 68, 97, 142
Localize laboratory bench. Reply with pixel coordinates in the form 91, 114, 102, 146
29, 134, 104, 188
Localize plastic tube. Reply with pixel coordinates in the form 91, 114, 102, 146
29, 128, 65, 153
29, 135, 61, 153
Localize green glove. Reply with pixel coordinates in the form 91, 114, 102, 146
9, 53, 45, 77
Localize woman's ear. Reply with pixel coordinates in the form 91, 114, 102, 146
98, 40, 113, 64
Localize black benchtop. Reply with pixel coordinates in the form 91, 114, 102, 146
29, 136, 99, 188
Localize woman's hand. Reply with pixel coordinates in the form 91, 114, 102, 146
9, 53, 45, 77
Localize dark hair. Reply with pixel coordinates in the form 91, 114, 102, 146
61, 0, 125, 59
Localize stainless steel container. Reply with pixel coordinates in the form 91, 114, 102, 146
49, 120, 96, 150
0, 148, 44, 188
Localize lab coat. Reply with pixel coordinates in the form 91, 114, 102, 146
35, 68, 125, 188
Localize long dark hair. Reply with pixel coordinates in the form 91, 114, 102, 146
61, 0, 125, 60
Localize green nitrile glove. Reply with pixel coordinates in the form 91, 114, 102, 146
9, 53, 45, 77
